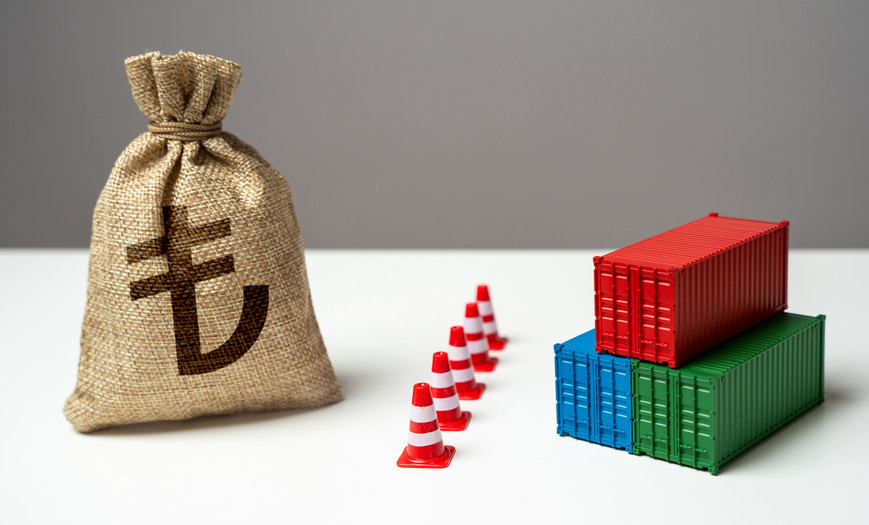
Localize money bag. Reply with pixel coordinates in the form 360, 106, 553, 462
64, 51, 342, 432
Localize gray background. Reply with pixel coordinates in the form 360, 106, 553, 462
1, 0, 867, 249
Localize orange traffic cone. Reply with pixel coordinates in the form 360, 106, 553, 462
447, 326, 486, 400
477, 284, 508, 350
464, 303, 498, 372
430, 352, 471, 431
396, 383, 456, 469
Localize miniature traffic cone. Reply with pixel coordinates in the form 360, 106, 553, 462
464, 303, 498, 372
430, 352, 472, 431
447, 326, 486, 400
397, 383, 456, 469
477, 284, 508, 350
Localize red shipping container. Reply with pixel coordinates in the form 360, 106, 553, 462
594, 213, 788, 368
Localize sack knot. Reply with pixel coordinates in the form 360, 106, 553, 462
147, 121, 222, 141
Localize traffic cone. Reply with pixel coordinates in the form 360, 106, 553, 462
464, 303, 498, 372
477, 284, 508, 350
397, 383, 456, 469
447, 326, 486, 400
430, 352, 472, 431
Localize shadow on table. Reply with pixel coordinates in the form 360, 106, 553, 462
89, 370, 369, 437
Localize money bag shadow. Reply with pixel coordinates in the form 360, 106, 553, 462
89, 370, 371, 436
91, 403, 341, 436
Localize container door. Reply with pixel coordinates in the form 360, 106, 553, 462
597, 360, 615, 448
612, 359, 633, 452
597, 262, 675, 361
555, 352, 568, 434
670, 374, 715, 471
595, 261, 637, 358
556, 353, 573, 436
633, 365, 671, 460
575, 357, 592, 440
637, 268, 675, 366
557, 354, 591, 440
598, 358, 628, 449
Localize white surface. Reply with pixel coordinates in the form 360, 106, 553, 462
1, 249, 867, 524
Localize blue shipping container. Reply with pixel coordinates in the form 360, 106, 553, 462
555, 329, 633, 452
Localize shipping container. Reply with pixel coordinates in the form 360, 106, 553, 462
595, 212, 789, 368
632, 313, 825, 474
555, 329, 633, 452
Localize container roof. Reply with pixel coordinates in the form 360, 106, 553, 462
600, 214, 785, 270
555, 329, 634, 366
637, 313, 823, 378
556, 329, 597, 357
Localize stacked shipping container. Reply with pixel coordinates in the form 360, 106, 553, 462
594, 213, 789, 368
631, 313, 825, 474
555, 213, 825, 474
555, 330, 633, 452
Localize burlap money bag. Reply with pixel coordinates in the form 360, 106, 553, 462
64, 51, 342, 432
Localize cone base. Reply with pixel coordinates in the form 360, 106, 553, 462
487, 336, 508, 351
397, 445, 456, 469
472, 356, 498, 372
439, 411, 472, 431
457, 383, 486, 400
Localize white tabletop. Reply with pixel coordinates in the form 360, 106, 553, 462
1, 249, 867, 524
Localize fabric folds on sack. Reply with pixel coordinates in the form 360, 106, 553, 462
64, 51, 342, 432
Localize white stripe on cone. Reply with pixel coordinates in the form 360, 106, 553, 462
407, 429, 444, 447
448, 343, 471, 362
451, 367, 475, 382
464, 315, 483, 334
432, 394, 460, 412
410, 404, 437, 423
467, 338, 487, 355
478, 300, 494, 317
430, 371, 455, 389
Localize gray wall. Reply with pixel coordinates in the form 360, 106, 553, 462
2, 1, 868, 249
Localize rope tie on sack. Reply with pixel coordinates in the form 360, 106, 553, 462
147, 121, 223, 141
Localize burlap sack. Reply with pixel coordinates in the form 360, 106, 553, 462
64, 51, 342, 432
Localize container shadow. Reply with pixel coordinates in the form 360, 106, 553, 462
86, 370, 370, 437
820, 384, 857, 406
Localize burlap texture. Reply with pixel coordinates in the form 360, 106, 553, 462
64, 51, 342, 432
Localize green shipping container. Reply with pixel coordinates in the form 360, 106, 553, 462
632, 313, 825, 474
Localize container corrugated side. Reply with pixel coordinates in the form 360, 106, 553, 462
595, 213, 788, 368
631, 313, 825, 474
555, 329, 633, 452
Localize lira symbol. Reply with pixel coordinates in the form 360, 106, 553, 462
126, 206, 269, 375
